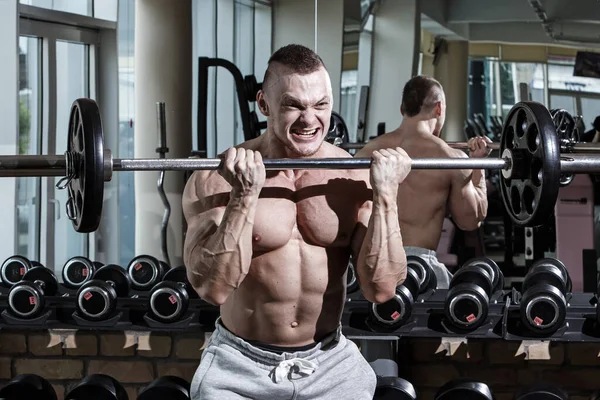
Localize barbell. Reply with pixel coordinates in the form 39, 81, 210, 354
0, 98, 599, 233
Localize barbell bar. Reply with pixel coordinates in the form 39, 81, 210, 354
0, 98, 598, 233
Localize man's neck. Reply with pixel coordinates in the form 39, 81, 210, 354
399, 118, 438, 137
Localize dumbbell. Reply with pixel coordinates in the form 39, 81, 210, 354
514, 383, 569, 399
373, 377, 417, 400
520, 258, 571, 335
126, 255, 169, 291
434, 379, 493, 400
76, 264, 131, 321
346, 259, 359, 294
137, 376, 190, 400
0, 255, 33, 288
62, 256, 101, 289
0, 374, 57, 400
8, 266, 59, 319
370, 255, 437, 329
64, 374, 128, 400
148, 266, 197, 323
444, 257, 503, 330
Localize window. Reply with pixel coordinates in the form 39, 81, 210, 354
340, 70, 358, 136
19, 0, 93, 16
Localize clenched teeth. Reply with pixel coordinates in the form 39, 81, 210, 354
291, 128, 318, 136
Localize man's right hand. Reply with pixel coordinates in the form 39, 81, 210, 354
219, 147, 266, 196
467, 136, 493, 158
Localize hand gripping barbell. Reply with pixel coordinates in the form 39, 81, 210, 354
1, 99, 600, 233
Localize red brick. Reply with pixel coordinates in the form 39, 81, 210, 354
14, 358, 83, 379
0, 333, 26, 355
156, 362, 199, 383
0, 357, 11, 379
487, 340, 525, 364
65, 333, 97, 356
175, 337, 204, 359
567, 342, 600, 366
457, 367, 517, 386
542, 369, 600, 390
100, 333, 134, 356
403, 365, 459, 388
138, 334, 171, 358
416, 390, 437, 400
494, 393, 515, 400
517, 366, 544, 386
87, 360, 154, 383
28, 333, 62, 356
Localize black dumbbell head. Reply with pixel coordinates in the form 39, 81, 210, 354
1, 255, 32, 287
64, 374, 128, 400
526, 258, 571, 293
149, 280, 190, 323
520, 284, 567, 335
0, 374, 57, 400
407, 255, 437, 292
374, 376, 417, 400
127, 255, 168, 291
137, 376, 190, 400
444, 265, 493, 329
62, 256, 96, 289
163, 265, 198, 299
434, 379, 493, 400
8, 267, 58, 318
95, 264, 130, 296
346, 260, 359, 294
514, 383, 569, 400
370, 267, 420, 328
463, 257, 504, 293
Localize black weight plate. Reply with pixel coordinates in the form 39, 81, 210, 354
531, 258, 571, 293
163, 265, 198, 298
127, 255, 162, 290
451, 266, 493, 295
435, 379, 493, 400
67, 98, 105, 233
445, 283, 489, 328
244, 74, 260, 101
326, 111, 350, 146
137, 376, 190, 400
64, 374, 128, 400
0, 374, 57, 400
406, 255, 432, 293
374, 376, 417, 400
62, 256, 95, 288
520, 284, 566, 334
1, 255, 32, 287
499, 102, 560, 227
150, 281, 189, 322
346, 260, 360, 294
515, 383, 569, 400
371, 268, 419, 327
94, 264, 130, 296
463, 257, 503, 293
22, 266, 58, 296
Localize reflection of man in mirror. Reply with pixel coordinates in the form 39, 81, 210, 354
581, 116, 600, 143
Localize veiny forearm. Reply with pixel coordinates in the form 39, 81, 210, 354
470, 169, 488, 223
357, 193, 407, 304
185, 193, 257, 304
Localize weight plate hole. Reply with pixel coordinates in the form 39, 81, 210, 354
523, 185, 536, 215
511, 185, 522, 215
504, 126, 515, 149
516, 109, 527, 138
531, 159, 543, 187
526, 124, 540, 153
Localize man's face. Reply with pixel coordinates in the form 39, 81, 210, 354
259, 65, 332, 157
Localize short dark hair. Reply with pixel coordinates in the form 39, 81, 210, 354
400, 75, 444, 117
262, 44, 326, 89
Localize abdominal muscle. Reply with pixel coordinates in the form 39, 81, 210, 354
219, 238, 347, 347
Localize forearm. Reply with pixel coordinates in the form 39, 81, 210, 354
185, 193, 257, 304
470, 169, 488, 222
357, 192, 407, 304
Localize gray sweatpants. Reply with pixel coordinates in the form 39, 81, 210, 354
405, 246, 453, 289
190, 319, 377, 400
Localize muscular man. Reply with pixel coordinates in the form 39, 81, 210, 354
183, 44, 411, 399
356, 75, 491, 288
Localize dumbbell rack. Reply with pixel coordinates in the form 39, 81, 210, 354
341, 290, 600, 342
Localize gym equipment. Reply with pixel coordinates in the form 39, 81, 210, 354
148, 266, 195, 323
155, 101, 172, 267
444, 257, 503, 330
62, 256, 98, 289
0, 374, 57, 400
325, 111, 350, 146
126, 254, 169, 291
137, 376, 190, 400
76, 264, 131, 321
3, 100, 600, 233
0, 255, 33, 288
64, 374, 128, 400
434, 379, 493, 400
519, 257, 571, 336
7, 266, 59, 319
370, 255, 437, 329
514, 383, 569, 399
373, 377, 417, 400
346, 259, 359, 294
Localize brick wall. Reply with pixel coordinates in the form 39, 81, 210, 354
396, 337, 600, 400
0, 329, 205, 399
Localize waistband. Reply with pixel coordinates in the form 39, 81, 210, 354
404, 246, 437, 257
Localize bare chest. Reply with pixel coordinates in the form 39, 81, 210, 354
251, 171, 368, 251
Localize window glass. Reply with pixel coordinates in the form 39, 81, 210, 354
549, 62, 600, 93
340, 70, 358, 136
19, 0, 93, 17
16, 36, 42, 261
234, 0, 255, 144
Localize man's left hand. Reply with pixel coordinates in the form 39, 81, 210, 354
370, 147, 412, 196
